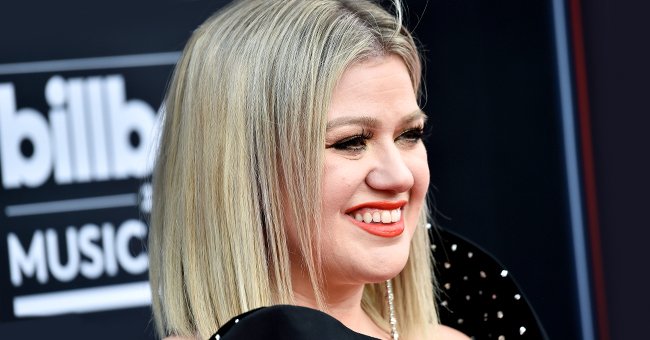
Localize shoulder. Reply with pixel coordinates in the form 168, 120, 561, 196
437, 324, 471, 340
162, 337, 195, 340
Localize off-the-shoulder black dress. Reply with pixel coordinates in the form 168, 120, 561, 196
209, 228, 547, 339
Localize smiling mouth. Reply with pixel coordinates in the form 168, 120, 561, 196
347, 208, 401, 224
344, 201, 406, 237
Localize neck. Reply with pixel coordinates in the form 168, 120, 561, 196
292, 277, 366, 323
290, 265, 389, 339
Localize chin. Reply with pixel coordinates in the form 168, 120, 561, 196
363, 243, 411, 283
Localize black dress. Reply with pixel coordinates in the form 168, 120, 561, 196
209, 228, 548, 339
432, 227, 548, 339
209, 305, 377, 339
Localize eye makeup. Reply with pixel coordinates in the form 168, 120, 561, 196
325, 128, 373, 152
395, 125, 425, 145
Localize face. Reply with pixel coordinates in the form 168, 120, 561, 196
318, 54, 430, 286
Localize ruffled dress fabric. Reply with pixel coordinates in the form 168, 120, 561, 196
432, 227, 548, 339
208, 305, 376, 339
209, 227, 548, 339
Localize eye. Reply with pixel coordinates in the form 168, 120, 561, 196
396, 126, 424, 144
327, 130, 373, 152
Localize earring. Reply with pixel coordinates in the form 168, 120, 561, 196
386, 279, 399, 340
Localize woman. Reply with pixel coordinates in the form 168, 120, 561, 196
149, 0, 468, 338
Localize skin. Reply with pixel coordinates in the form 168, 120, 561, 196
289, 54, 469, 339
291, 54, 427, 322
165, 54, 468, 340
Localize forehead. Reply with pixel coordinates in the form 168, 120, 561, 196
328, 54, 418, 121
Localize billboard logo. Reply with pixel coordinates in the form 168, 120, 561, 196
0, 55, 175, 318
0, 75, 159, 189
8, 219, 148, 287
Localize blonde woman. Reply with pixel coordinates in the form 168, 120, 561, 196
150, 0, 468, 339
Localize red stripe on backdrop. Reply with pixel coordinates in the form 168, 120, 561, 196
568, 0, 610, 339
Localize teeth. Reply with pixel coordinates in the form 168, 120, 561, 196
391, 209, 400, 223
351, 209, 402, 224
381, 211, 391, 223
363, 212, 373, 223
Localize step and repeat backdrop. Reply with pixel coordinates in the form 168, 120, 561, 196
0, 0, 590, 339
1, 67, 160, 318
0, 1, 227, 338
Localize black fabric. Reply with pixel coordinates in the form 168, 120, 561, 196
209, 227, 548, 339
432, 227, 548, 339
209, 305, 377, 339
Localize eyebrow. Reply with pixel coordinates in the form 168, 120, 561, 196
325, 110, 427, 131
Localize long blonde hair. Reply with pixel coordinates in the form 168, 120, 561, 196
149, 0, 437, 338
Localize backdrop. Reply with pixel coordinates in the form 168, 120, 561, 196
0, 0, 600, 339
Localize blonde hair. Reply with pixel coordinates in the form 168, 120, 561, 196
149, 0, 437, 338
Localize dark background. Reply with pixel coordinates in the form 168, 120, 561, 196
407, 0, 580, 338
580, 0, 650, 339
1, 0, 647, 339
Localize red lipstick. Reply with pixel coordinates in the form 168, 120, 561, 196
345, 200, 407, 238
344, 200, 407, 214
348, 217, 405, 237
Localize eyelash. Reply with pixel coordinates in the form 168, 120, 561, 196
328, 126, 425, 152
398, 127, 425, 144
329, 129, 374, 151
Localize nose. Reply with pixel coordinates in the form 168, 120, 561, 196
365, 145, 414, 193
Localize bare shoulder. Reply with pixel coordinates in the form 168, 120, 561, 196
437, 324, 471, 339
163, 337, 195, 340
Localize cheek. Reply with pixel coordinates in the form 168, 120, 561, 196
406, 149, 430, 227
412, 152, 430, 194
321, 157, 363, 211
414, 145, 430, 189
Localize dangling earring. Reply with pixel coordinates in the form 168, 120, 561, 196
386, 279, 399, 340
